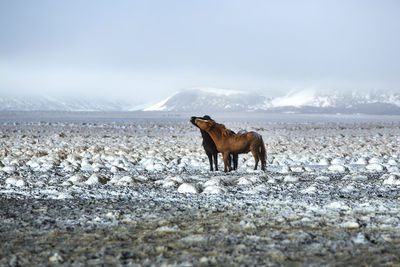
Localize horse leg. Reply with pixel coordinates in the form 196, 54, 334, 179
228, 153, 232, 170
259, 149, 266, 171
233, 154, 238, 170
213, 153, 218, 171
251, 149, 259, 170
258, 142, 267, 172
222, 152, 232, 172
207, 153, 213, 171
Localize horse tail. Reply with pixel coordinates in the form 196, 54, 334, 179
258, 136, 267, 171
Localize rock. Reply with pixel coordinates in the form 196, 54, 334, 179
238, 176, 261, 185
279, 165, 290, 173
2, 165, 16, 174
351, 175, 368, 181
332, 158, 345, 165
355, 158, 368, 165
161, 179, 177, 188
353, 233, 367, 244
81, 163, 94, 172
290, 166, 305, 172
317, 158, 330, 166
49, 252, 63, 264
203, 185, 226, 194
67, 175, 84, 185
134, 175, 148, 182
85, 174, 101, 185
366, 163, 386, 172
328, 165, 348, 173
383, 174, 400, 185
239, 220, 256, 230
118, 176, 134, 186
5, 177, 25, 187
301, 185, 317, 194
177, 183, 198, 194
341, 221, 360, 229
283, 175, 299, 183
181, 235, 207, 244
156, 225, 179, 233
369, 157, 383, 164
315, 176, 330, 182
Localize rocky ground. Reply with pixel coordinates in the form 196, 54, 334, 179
1, 120, 400, 266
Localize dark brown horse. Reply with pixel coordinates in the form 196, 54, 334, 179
190, 115, 238, 171
194, 118, 266, 172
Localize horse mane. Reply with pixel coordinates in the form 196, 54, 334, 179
215, 122, 234, 137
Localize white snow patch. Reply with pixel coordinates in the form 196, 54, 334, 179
181, 235, 207, 244
156, 225, 180, 233
331, 158, 345, 165
67, 175, 85, 185
315, 176, 330, 182
143, 93, 176, 111
85, 174, 101, 185
365, 163, 385, 172
351, 175, 368, 181
355, 158, 368, 165
238, 176, 261, 185
5, 177, 25, 187
301, 185, 317, 194
270, 89, 317, 108
160, 179, 177, 188
283, 175, 299, 183
193, 87, 247, 96
203, 185, 226, 194
3, 166, 16, 174
328, 165, 348, 173
341, 185, 355, 193
326, 201, 349, 210
341, 221, 360, 229
203, 178, 221, 187
290, 166, 305, 172
317, 159, 330, 166
383, 174, 400, 185
177, 183, 198, 194
353, 233, 367, 244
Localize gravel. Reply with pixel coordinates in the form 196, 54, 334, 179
1, 119, 400, 266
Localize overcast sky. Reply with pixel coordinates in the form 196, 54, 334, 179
1, 0, 399, 103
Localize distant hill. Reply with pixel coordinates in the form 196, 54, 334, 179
143, 88, 400, 115
2, 89, 400, 115
143, 88, 266, 112
0, 95, 133, 111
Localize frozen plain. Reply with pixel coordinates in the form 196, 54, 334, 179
1, 113, 400, 266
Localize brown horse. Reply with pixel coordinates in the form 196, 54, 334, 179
190, 115, 238, 171
194, 118, 266, 172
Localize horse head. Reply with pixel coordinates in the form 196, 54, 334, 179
191, 115, 213, 128
194, 117, 215, 131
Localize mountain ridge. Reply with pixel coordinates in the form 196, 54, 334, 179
143, 88, 400, 115
0, 95, 134, 112
2, 89, 400, 115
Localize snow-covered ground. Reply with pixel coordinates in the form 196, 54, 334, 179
1, 119, 400, 265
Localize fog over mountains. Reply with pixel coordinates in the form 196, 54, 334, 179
144, 88, 400, 115
0, 95, 134, 112
2, 88, 400, 115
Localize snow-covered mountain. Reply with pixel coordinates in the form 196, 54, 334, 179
0, 95, 134, 111
144, 88, 266, 112
262, 90, 400, 115
143, 88, 400, 115
2, 89, 400, 114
